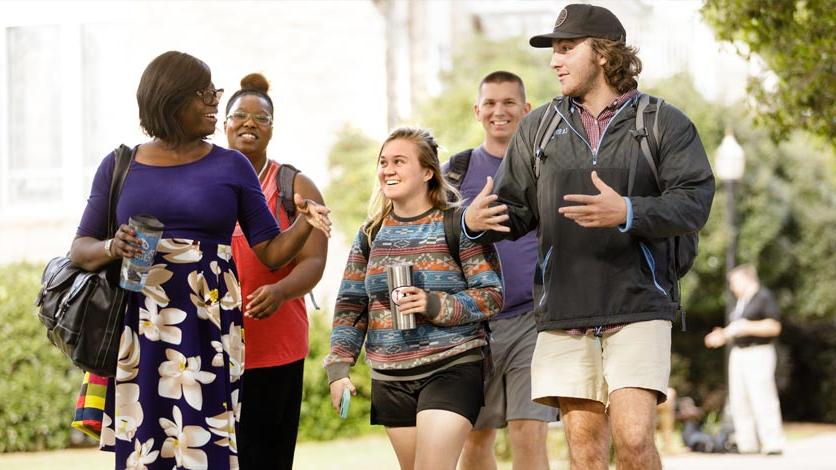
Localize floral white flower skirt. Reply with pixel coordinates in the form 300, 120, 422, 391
100, 239, 243, 470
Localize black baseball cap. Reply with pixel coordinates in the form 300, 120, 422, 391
529, 4, 626, 48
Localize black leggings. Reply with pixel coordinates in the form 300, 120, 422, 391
238, 359, 305, 470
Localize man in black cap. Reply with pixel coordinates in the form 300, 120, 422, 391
461, 4, 715, 469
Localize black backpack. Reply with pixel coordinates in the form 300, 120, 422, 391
272, 162, 320, 310
443, 149, 473, 191
275, 163, 300, 222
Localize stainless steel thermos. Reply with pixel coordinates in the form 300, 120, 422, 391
386, 263, 416, 330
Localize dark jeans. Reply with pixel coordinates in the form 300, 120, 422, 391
238, 359, 305, 470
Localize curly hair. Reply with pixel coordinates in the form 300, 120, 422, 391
589, 38, 642, 94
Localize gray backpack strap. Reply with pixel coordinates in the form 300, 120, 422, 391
652, 97, 664, 154
276, 163, 300, 222
634, 94, 661, 192
532, 99, 563, 180
274, 162, 320, 310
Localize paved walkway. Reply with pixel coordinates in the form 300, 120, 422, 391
662, 432, 836, 470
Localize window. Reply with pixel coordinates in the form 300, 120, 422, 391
5, 25, 63, 206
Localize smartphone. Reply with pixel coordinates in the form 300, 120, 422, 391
339, 387, 351, 419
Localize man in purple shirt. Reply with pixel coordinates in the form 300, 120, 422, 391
444, 71, 557, 470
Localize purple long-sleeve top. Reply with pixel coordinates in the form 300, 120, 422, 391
77, 144, 279, 246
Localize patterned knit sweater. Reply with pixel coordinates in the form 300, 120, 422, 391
325, 208, 504, 382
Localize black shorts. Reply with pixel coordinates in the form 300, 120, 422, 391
370, 360, 484, 427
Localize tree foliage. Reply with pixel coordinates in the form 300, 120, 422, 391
0, 263, 83, 452
702, 0, 836, 147
323, 125, 379, 238
644, 75, 836, 419
416, 36, 558, 162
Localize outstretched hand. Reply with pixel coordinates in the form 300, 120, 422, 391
558, 171, 627, 228
463, 176, 510, 233
295, 193, 332, 238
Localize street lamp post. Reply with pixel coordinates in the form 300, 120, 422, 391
715, 130, 745, 412
715, 130, 746, 322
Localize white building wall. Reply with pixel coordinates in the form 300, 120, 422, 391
0, 0, 388, 305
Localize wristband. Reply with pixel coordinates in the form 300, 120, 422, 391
104, 238, 115, 257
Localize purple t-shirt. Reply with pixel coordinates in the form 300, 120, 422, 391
448, 146, 539, 320
77, 144, 279, 246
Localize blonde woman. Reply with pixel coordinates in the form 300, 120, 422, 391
325, 127, 503, 470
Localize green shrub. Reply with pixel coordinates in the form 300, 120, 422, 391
0, 262, 83, 452
299, 310, 377, 441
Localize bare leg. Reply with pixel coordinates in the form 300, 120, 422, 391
415, 409, 472, 470
609, 388, 661, 470
559, 397, 609, 470
459, 428, 497, 470
386, 426, 417, 470
508, 419, 550, 470
655, 387, 676, 453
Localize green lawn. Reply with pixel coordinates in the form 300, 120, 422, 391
0, 436, 399, 470
3, 423, 830, 470
0, 432, 563, 470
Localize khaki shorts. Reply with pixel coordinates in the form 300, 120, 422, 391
531, 320, 671, 407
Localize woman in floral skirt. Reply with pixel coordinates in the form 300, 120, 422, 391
70, 51, 330, 469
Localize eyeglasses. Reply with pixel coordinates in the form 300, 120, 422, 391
226, 111, 273, 127
195, 87, 224, 105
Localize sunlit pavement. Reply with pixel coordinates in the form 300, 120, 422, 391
662, 432, 836, 470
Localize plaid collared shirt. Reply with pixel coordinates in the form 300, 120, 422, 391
563, 89, 638, 337
570, 89, 639, 153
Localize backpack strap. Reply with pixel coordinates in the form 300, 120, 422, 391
532, 98, 563, 180
630, 93, 665, 195
630, 95, 686, 326
443, 207, 463, 270
444, 149, 473, 191
273, 162, 321, 309
276, 163, 300, 222
108, 145, 134, 238
358, 223, 377, 262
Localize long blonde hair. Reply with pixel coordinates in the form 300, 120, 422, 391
364, 127, 461, 243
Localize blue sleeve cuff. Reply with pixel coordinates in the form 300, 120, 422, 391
461, 209, 485, 240
618, 197, 633, 232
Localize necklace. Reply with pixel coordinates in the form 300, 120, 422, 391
256, 159, 270, 181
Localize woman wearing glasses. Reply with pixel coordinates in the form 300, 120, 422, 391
70, 51, 330, 469
224, 73, 328, 469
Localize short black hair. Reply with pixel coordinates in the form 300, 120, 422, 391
225, 73, 274, 116
478, 70, 526, 102
136, 51, 212, 147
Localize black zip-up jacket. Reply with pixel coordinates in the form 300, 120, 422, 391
472, 93, 715, 330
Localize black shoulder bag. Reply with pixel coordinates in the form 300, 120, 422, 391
35, 145, 134, 377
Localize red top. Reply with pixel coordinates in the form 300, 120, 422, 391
232, 160, 308, 369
